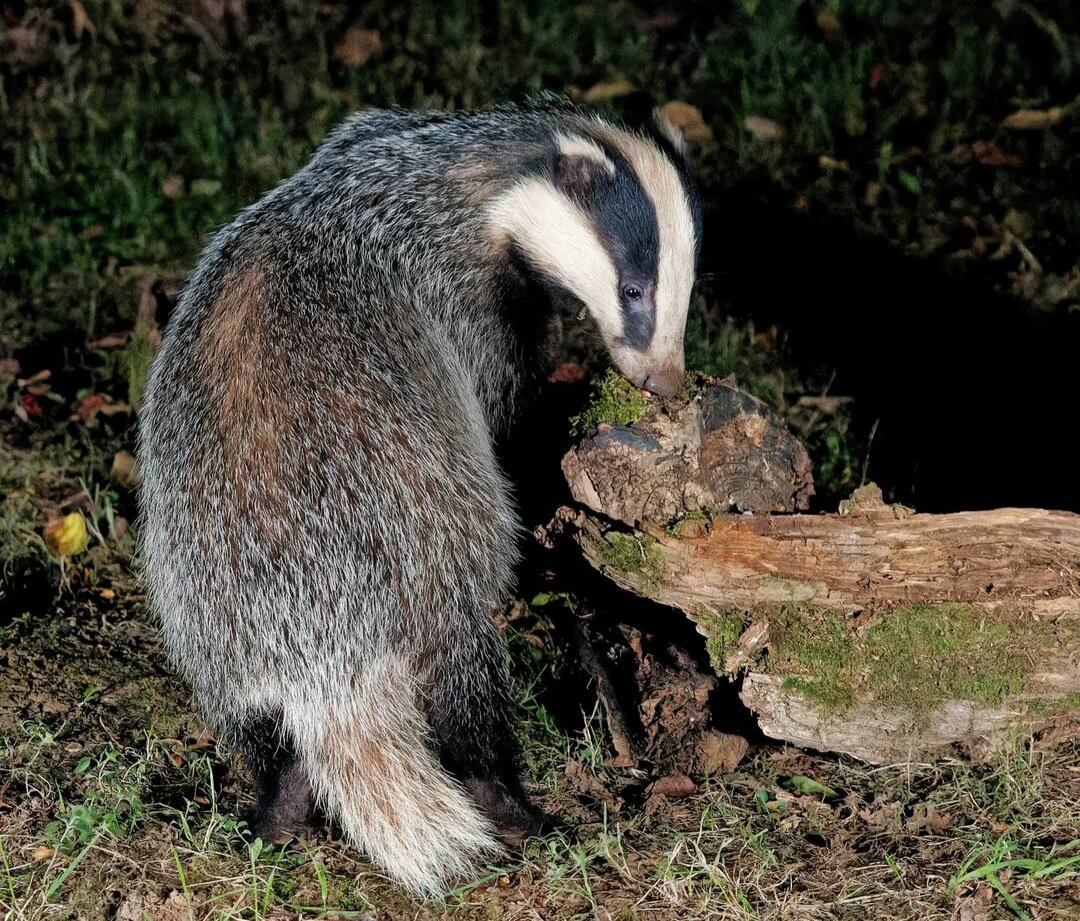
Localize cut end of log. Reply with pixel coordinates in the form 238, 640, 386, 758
562, 375, 814, 527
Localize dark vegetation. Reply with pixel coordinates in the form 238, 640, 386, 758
1, 1, 1078, 918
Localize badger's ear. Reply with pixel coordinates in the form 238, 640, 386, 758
652, 107, 690, 161
552, 133, 615, 199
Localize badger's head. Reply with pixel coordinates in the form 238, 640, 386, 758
487, 115, 701, 397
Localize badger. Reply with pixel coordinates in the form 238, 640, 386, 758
138, 100, 701, 896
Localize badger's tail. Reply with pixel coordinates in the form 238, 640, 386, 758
282, 657, 500, 897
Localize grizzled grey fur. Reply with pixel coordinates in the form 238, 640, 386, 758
138, 101, 700, 895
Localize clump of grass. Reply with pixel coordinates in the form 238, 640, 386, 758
569, 370, 651, 436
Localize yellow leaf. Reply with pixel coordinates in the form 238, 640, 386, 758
44, 512, 89, 557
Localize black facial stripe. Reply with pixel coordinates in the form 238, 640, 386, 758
621, 299, 656, 350
574, 141, 661, 350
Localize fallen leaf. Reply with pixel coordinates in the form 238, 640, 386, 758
658, 101, 713, 144
743, 115, 783, 142
956, 883, 994, 921
905, 803, 953, 832
1001, 106, 1064, 131
857, 796, 902, 831
565, 759, 618, 805
696, 730, 749, 774
18, 393, 43, 420
70, 0, 95, 39
783, 775, 836, 799
647, 773, 697, 799
87, 332, 131, 349
580, 78, 636, 103
17, 368, 51, 387
72, 393, 107, 425
110, 450, 141, 487
972, 139, 1024, 168
333, 27, 381, 67
44, 512, 90, 557
818, 155, 850, 172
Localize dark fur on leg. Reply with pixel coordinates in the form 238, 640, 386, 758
233, 711, 316, 843
428, 646, 552, 846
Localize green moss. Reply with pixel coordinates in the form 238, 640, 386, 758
665, 508, 711, 538
771, 608, 858, 711
570, 370, 650, 436
697, 610, 748, 674
597, 530, 664, 582
1029, 693, 1080, 716
863, 604, 1027, 712
766, 603, 1035, 716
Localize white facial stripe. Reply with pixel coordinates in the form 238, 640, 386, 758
554, 133, 616, 177
594, 124, 696, 366
486, 177, 622, 339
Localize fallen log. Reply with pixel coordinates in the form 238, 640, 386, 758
560, 376, 1080, 764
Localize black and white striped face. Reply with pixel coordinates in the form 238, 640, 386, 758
487, 118, 701, 397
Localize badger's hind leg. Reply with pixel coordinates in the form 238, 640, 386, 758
428, 626, 551, 848
232, 710, 316, 844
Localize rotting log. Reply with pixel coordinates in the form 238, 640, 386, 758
559, 377, 1080, 764
571, 505, 1080, 763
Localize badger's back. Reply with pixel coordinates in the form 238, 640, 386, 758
138, 111, 535, 894
138, 102, 699, 895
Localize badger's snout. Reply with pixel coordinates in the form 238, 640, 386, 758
640, 366, 684, 398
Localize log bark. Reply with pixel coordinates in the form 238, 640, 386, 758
561, 378, 1080, 764
572, 506, 1080, 762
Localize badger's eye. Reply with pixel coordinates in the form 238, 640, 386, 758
622, 284, 643, 301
